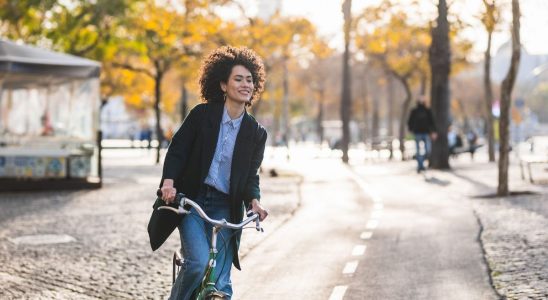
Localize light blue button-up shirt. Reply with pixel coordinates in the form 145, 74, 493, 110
204, 106, 244, 194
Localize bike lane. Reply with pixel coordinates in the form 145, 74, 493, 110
232, 157, 374, 299
344, 161, 498, 300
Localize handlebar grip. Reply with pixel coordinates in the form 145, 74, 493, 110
175, 193, 185, 206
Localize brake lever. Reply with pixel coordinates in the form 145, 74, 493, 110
255, 217, 264, 232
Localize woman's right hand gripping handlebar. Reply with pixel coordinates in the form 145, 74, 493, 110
160, 179, 177, 204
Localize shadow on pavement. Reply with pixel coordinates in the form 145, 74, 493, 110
423, 174, 451, 186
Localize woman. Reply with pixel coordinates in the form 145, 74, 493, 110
160, 46, 268, 299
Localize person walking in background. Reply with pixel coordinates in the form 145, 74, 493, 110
159, 46, 269, 300
407, 95, 437, 173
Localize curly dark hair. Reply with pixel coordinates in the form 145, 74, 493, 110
198, 46, 266, 106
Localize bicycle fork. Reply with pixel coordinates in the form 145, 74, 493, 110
197, 225, 227, 299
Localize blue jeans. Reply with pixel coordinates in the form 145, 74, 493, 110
169, 187, 234, 300
414, 133, 431, 170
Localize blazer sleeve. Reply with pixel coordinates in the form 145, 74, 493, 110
161, 104, 204, 182
243, 127, 267, 208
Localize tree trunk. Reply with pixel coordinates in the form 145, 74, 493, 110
180, 81, 188, 121
428, 0, 451, 169
419, 71, 427, 96
362, 65, 370, 145
154, 71, 163, 164
317, 89, 325, 144
498, 0, 521, 196
387, 72, 395, 159
251, 95, 262, 116
282, 58, 289, 145
484, 27, 496, 162
340, 0, 352, 163
396, 76, 412, 160
372, 82, 380, 143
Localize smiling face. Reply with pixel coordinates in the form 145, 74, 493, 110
220, 65, 254, 105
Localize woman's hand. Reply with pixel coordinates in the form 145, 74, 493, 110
161, 179, 177, 204
249, 199, 268, 221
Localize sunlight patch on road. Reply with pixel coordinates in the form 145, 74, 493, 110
342, 261, 359, 275
329, 285, 348, 300
9, 234, 76, 245
352, 245, 367, 256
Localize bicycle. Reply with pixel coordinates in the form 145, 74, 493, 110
156, 190, 263, 300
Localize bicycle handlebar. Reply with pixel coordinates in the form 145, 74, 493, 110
156, 190, 262, 231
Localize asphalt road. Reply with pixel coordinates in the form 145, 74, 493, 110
0, 147, 502, 299
233, 151, 498, 300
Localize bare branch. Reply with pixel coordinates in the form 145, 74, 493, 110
112, 62, 155, 79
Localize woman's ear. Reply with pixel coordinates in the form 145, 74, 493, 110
220, 82, 227, 93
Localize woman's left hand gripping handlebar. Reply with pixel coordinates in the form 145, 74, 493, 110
249, 199, 268, 221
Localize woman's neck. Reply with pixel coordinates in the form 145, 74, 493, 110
225, 100, 245, 120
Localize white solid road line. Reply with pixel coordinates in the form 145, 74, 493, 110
329, 285, 348, 300
342, 261, 359, 275
352, 245, 367, 256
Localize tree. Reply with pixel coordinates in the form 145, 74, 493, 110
0, 0, 137, 104
307, 39, 335, 145
223, 11, 318, 144
498, 0, 521, 196
355, 7, 431, 160
0, 0, 57, 43
429, 0, 452, 169
481, 0, 501, 162
115, 0, 217, 164
341, 0, 352, 163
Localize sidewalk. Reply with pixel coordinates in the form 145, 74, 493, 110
446, 156, 548, 300
0, 149, 301, 299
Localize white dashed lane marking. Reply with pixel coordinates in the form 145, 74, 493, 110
360, 231, 373, 240
340, 167, 383, 298
329, 286, 348, 300
351, 245, 367, 256
342, 261, 359, 275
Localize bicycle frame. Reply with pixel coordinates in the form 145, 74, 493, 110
158, 192, 261, 299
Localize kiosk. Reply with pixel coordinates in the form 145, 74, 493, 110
0, 39, 102, 190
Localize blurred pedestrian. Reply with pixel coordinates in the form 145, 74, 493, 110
466, 130, 479, 160
448, 124, 463, 156
407, 95, 437, 173
159, 46, 269, 300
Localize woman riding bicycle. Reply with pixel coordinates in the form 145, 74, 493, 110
159, 46, 269, 300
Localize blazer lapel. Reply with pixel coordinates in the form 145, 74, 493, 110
229, 110, 254, 196
201, 103, 223, 182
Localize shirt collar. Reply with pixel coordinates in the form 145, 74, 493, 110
222, 105, 244, 128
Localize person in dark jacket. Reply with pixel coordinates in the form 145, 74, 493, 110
159, 46, 269, 300
407, 96, 437, 172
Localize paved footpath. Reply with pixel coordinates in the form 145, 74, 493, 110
448, 157, 548, 300
0, 149, 301, 299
